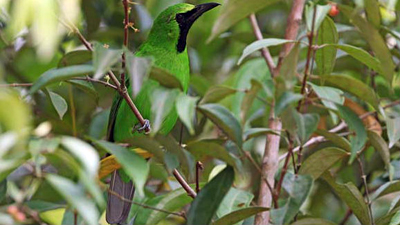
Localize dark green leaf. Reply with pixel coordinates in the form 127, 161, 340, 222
241, 80, 262, 122
48, 91, 68, 120
299, 147, 349, 179
187, 166, 234, 225
0, 179, 6, 202
124, 136, 164, 161
217, 188, 254, 218
238, 39, 295, 64
275, 92, 303, 116
149, 67, 184, 91
208, 0, 280, 42
296, 113, 320, 145
92, 43, 122, 79
198, 104, 243, 147
176, 94, 199, 135
214, 207, 269, 225
315, 17, 338, 80
325, 75, 379, 109
309, 83, 344, 124
305, 4, 332, 32
94, 140, 149, 196
29, 65, 94, 94
46, 174, 99, 225
244, 128, 279, 141
315, 130, 351, 151
322, 172, 371, 225
57, 50, 92, 68
200, 85, 238, 105
66, 79, 98, 99
337, 105, 367, 163
186, 140, 238, 168
368, 130, 393, 180
341, 6, 394, 84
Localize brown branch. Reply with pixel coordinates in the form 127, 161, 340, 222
0, 83, 32, 87
121, 0, 131, 90
275, 131, 294, 203
249, 14, 276, 76
195, 161, 203, 193
173, 169, 197, 198
276, 0, 306, 72
356, 156, 375, 225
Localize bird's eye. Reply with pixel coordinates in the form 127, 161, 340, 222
176, 14, 184, 22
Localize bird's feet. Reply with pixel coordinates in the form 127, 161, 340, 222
132, 119, 151, 134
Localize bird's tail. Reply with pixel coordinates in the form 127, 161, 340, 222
106, 170, 135, 224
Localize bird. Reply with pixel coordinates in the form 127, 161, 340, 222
105, 3, 220, 224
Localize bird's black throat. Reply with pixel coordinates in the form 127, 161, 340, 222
175, 3, 220, 53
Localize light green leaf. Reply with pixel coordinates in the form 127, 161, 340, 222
149, 67, 184, 91
150, 87, 180, 134
125, 53, 153, 97
208, 0, 280, 42
387, 116, 400, 148
337, 105, 367, 164
299, 147, 349, 179
29, 65, 94, 94
325, 74, 379, 110
309, 83, 344, 123
290, 218, 337, 225
275, 92, 303, 116
372, 181, 400, 200
341, 5, 394, 84
186, 140, 238, 169
94, 140, 149, 197
92, 43, 122, 79
198, 104, 243, 147
305, 4, 332, 32
389, 211, 400, 225
296, 113, 320, 145
364, 0, 381, 28
368, 130, 393, 180
58, 50, 92, 68
213, 207, 269, 225
200, 85, 238, 105
238, 39, 295, 64
187, 166, 234, 225
176, 94, 199, 135
322, 172, 371, 225
48, 91, 68, 120
46, 174, 99, 225
315, 17, 338, 80
217, 188, 254, 218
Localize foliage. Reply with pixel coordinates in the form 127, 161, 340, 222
0, 0, 400, 225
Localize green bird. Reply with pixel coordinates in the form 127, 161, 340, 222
106, 3, 219, 224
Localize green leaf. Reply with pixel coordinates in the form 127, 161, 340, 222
315, 17, 338, 80
315, 130, 351, 151
364, 0, 381, 28
325, 75, 379, 109
198, 104, 243, 147
244, 128, 278, 141
299, 147, 349, 179
217, 188, 254, 218
337, 105, 367, 164
187, 166, 234, 225
309, 83, 344, 124
278, 43, 300, 93
48, 91, 68, 120
328, 44, 383, 74
58, 50, 92, 68
290, 218, 337, 225
176, 94, 199, 135
149, 67, 184, 91
390, 211, 400, 225
94, 140, 149, 197
322, 172, 371, 225
296, 113, 320, 145
368, 130, 393, 180
186, 140, 238, 169
275, 92, 303, 116
125, 53, 153, 97
372, 181, 400, 200
150, 87, 180, 134
213, 207, 269, 225
200, 85, 237, 105
241, 80, 262, 122
305, 4, 332, 33
208, 0, 280, 42
0, 179, 6, 202
65, 80, 98, 99
29, 65, 94, 94
341, 5, 394, 84
387, 116, 400, 148
238, 39, 295, 64
271, 172, 313, 224
92, 43, 122, 79
46, 174, 99, 225
134, 183, 203, 225
61, 136, 99, 177
124, 136, 164, 161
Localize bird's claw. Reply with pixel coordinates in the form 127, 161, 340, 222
133, 119, 150, 134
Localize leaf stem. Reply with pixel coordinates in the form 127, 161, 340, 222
68, 84, 77, 137
356, 156, 375, 225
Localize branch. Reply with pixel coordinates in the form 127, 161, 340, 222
173, 169, 197, 198
120, 0, 131, 90
356, 156, 375, 225
276, 0, 306, 72
249, 14, 276, 76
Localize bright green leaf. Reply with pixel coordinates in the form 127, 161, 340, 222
214, 207, 269, 225
150, 87, 180, 134
238, 39, 295, 64
176, 94, 199, 135
149, 67, 184, 91
48, 91, 68, 120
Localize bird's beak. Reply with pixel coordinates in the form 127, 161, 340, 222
189, 2, 220, 22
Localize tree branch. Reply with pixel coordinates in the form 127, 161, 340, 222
173, 169, 197, 198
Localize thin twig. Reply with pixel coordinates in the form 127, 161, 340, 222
249, 14, 276, 75
68, 85, 77, 137
356, 156, 375, 225
0, 83, 32, 87
173, 169, 197, 198
275, 131, 294, 203
195, 161, 203, 193
121, 0, 131, 90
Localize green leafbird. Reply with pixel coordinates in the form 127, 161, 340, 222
105, 3, 219, 224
